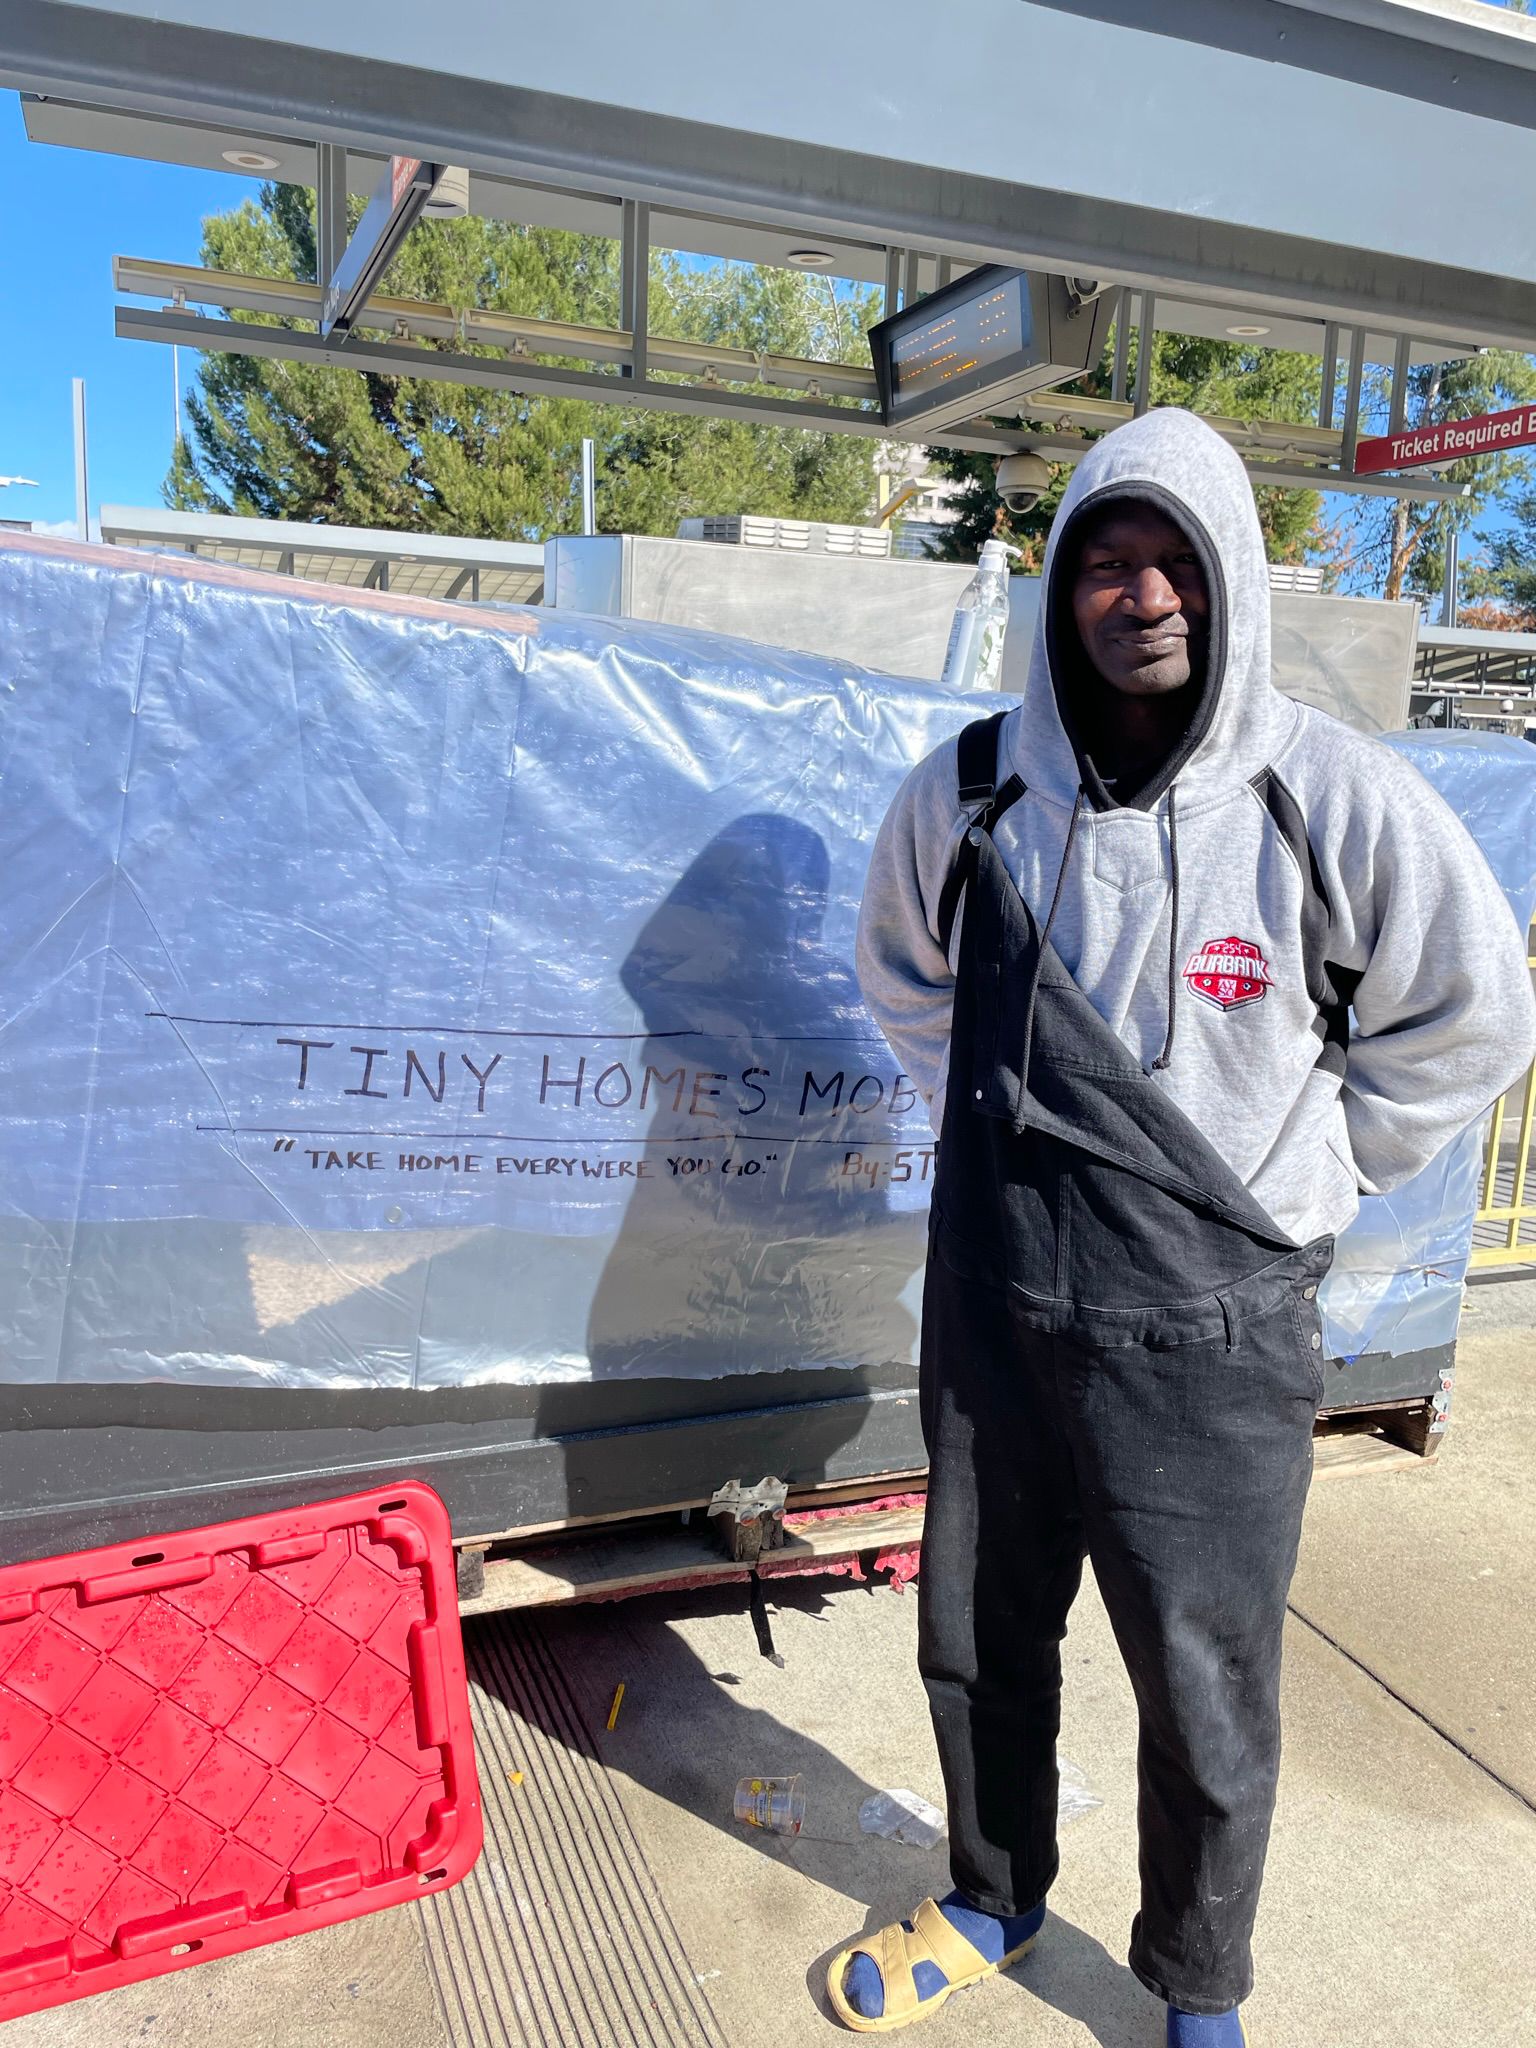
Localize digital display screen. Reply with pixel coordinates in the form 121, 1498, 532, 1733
878, 269, 1034, 425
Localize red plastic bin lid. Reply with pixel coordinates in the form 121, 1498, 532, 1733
0, 1481, 480, 2022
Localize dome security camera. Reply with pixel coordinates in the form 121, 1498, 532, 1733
995, 451, 1053, 516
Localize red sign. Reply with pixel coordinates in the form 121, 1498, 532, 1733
1354, 402, 1536, 475
389, 155, 423, 210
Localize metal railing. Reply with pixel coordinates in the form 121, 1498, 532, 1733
1471, 932, 1536, 1268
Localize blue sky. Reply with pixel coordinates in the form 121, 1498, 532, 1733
0, 100, 249, 531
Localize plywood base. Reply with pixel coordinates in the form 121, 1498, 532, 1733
1311, 1429, 1428, 1483
459, 1430, 1431, 1617
460, 1504, 925, 1618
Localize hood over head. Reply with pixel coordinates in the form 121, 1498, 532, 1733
1015, 408, 1294, 813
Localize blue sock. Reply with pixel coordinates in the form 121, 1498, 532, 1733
841, 1890, 1045, 2021
1167, 2007, 1245, 2046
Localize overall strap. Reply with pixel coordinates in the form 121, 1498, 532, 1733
937, 710, 1026, 959
957, 709, 1009, 813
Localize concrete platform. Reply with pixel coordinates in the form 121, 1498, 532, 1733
1289, 1276, 1536, 1809
8, 1291, 1536, 2048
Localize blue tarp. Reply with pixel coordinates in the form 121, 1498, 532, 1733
0, 535, 1529, 1386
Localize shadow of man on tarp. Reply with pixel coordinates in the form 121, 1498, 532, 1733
584, 812, 926, 1382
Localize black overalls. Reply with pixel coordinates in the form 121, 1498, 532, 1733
919, 714, 1332, 2015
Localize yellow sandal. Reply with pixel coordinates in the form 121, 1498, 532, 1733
825, 1896, 1040, 2034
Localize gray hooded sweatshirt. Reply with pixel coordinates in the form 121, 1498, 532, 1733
856, 408, 1536, 1247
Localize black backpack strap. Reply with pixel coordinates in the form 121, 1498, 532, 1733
957, 709, 1007, 811
937, 712, 1025, 959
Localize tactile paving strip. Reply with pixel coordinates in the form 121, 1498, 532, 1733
418, 1611, 727, 2048
0, 1482, 479, 2022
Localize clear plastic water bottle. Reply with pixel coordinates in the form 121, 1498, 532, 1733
941, 537, 1023, 692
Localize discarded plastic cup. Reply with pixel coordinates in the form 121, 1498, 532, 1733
734, 1774, 805, 1835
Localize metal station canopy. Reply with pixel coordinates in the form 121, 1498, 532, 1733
6, 0, 1536, 501
1414, 623, 1536, 696
98, 506, 545, 603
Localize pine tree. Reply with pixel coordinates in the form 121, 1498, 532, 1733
1344, 351, 1536, 603
921, 323, 1329, 569
1470, 485, 1536, 617
168, 184, 883, 536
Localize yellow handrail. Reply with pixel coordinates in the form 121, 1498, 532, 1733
1470, 935, 1536, 1268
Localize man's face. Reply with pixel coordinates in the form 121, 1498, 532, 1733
1069, 503, 1209, 696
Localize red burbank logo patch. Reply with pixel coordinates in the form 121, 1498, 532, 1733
1182, 935, 1273, 1013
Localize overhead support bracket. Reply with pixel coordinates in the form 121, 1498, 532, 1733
1318, 322, 1339, 432
882, 248, 903, 318
1389, 331, 1414, 439
1133, 292, 1156, 417
1111, 287, 1131, 405
1342, 327, 1367, 473
322, 153, 443, 340
314, 143, 347, 305
619, 199, 650, 382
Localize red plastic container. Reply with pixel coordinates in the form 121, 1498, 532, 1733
0, 1481, 480, 2021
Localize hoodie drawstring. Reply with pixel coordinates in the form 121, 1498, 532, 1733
1150, 782, 1181, 1072
1015, 779, 1181, 1092
1018, 786, 1086, 1090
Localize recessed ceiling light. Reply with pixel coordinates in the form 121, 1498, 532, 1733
222, 148, 281, 171
786, 247, 837, 269
1225, 323, 1271, 338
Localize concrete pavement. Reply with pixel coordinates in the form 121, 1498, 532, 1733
8, 1282, 1536, 2047
1289, 1275, 1536, 1808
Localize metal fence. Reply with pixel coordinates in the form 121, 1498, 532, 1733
1471, 926, 1536, 1268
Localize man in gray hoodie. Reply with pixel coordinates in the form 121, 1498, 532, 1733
832, 409, 1536, 2042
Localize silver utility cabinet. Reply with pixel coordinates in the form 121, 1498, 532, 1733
547, 538, 1416, 735
546, 533, 978, 684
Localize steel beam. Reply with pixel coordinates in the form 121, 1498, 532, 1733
619, 198, 650, 382
1319, 320, 1338, 430
1024, 388, 1344, 460
119, 289, 1455, 492
315, 140, 346, 294
882, 248, 902, 319
113, 303, 1030, 454
1241, 458, 1466, 504
1133, 292, 1155, 417
12, 2, 1536, 349
1017, 429, 1467, 502
1111, 287, 1131, 404
114, 255, 881, 400
1389, 330, 1413, 438
1342, 327, 1367, 472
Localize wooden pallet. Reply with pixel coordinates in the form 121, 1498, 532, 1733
1311, 1429, 1427, 1482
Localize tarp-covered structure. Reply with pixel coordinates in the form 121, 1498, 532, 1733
0, 536, 1530, 1389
